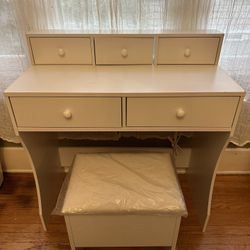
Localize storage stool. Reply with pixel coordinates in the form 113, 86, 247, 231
61, 152, 187, 250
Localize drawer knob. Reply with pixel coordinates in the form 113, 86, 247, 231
121, 48, 128, 58
176, 108, 185, 119
58, 48, 65, 57
184, 48, 191, 58
63, 109, 72, 119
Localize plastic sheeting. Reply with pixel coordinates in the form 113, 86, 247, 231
59, 152, 187, 216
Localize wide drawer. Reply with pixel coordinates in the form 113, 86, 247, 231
11, 97, 121, 128
29, 37, 92, 64
157, 37, 220, 64
127, 97, 239, 128
95, 37, 154, 65
66, 215, 178, 247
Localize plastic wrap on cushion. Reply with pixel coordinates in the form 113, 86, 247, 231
60, 152, 187, 216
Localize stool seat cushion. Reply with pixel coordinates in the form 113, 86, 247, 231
61, 152, 187, 216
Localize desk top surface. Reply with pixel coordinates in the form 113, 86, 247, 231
5, 65, 244, 97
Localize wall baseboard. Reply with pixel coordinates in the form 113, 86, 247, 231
0, 147, 32, 173
0, 162, 3, 185
0, 146, 250, 174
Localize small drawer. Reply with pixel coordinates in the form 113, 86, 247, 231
95, 37, 154, 65
11, 97, 121, 128
127, 97, 239, 128
157, 37, 220, 65
29, 37, 92, 64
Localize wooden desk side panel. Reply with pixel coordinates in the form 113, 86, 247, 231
4, 97, 19, 136
20, 132, 65, 230
231, 95, 245, 136
188, 132, 230, 232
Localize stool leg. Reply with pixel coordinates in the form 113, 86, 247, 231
171, 217, 181, 250
65, 216, 76, 250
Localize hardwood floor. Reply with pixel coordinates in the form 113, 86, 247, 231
0, 173, 249, 250
178, 175, 250, 250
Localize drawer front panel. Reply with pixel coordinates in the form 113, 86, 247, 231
127, 97, 239, 128
11, 97, 121, 128
95, 37, 154, 65
30, 37, 92, 64
67, 215, 177, 247
157, 37, 220, 64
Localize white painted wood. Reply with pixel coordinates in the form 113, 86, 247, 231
171, 217, 181, 250
10, 97, 121, 128
153, 36, 158, 65
214, 35, 224, 64
0, 162, 3, 186
231, 95, 245, 135
20, 132, 65, 230
127, 97, 239, 128
64, 216, 76, 250
13, 126, 234, 132
217, 170, 250, 174
90, 36, 95, 66
65, 214, 179, 247
157, 37, 220, 65
95, 37, 154, 65
122, 97, 127, 127
4, 97, 19, 136
5, 66, 244, 97
4, 32, 245, 235
188, 132, 230, 232
29, 37, 92, 65
26, 31, 224, 36
26, 34, 35, 64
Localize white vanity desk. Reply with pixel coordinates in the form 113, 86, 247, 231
5, 32, 245, 233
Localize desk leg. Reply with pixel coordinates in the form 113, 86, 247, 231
20, 132, 65, 231
188, 132, 229, 232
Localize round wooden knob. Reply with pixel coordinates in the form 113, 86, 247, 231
63, 109, 72, 119
58, 48, 65, 57
184, 48, 191, 58
121, 48, 128, 58
176, 108, 185, 119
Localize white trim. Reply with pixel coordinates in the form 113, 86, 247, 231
176, 170, 250, 175
0, 162, 3, 185
217, 170, 250, 175
3, 169, 33, 173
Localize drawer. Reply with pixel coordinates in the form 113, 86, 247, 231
66, 215, 178, 247
127, 97, 239, 128
157, 37, 220, 64
11, 97, 121, 128
95, 37, 154, 65
29, 37, 92, 64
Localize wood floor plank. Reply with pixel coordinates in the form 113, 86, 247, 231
0, 173, 249, 250
0, 223, 67, 233
177, 245, 250, 250
0, 242, 70, 250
